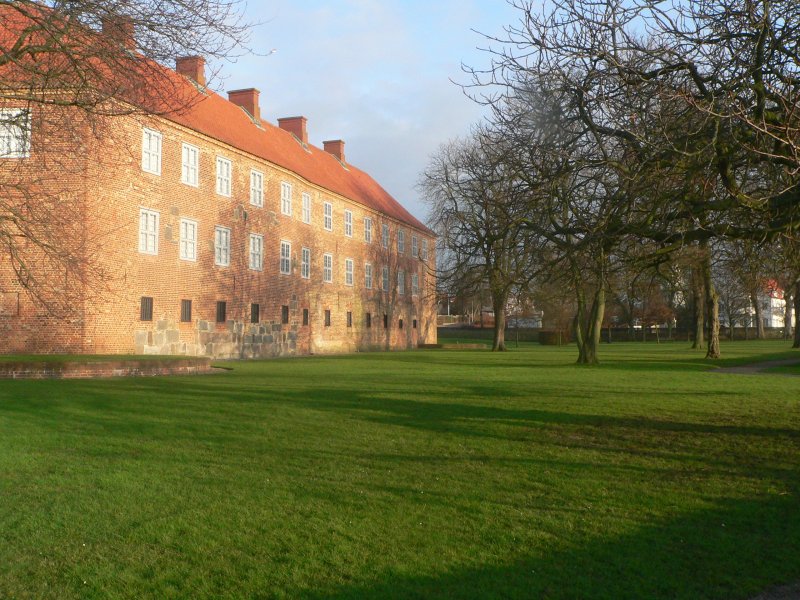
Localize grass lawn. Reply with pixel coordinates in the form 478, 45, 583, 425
1, 341, 798, 599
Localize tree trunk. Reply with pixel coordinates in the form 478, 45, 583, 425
794, 280, 800, 349
691, 266, 705, 349
784, 289, 793, 341
702, 248, 721, 359
751, 290, 765, 339
576, 286, 605, 365
492, 303, 507, 351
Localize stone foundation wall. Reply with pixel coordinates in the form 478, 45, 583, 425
135, 319, 300, 358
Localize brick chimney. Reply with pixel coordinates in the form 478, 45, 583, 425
102, 15, 135, 50
323, 140, 346, 163
176, 56, 206, 87
228, 88, 261, 121
278, 116, 308, 145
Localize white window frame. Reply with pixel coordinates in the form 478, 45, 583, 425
181, 143, 199, 187
280, 240, 292, 275
364, 263, 373, 289
250, 170, 264, 207
214, 225, 231, 267
412, 235, 418, 258
141, 128, 162, 175
398, 229, 405, 254
344, 210, 353, 237
412, 273, 419, 296
398, 270, 405, 295
301, 247, 311, 279
364, 217, 373, 243
422, 239, 429, 261
381, 224, 389, 249
179, 218, 198, 261
345, 258, 354, 286
281, 181, 293, 216
216, 156, 232, 197
249, 233, 263, 271
0, 108, 31, 159
302, 193, 312, 224
138, 208, 159, 255
324, 202, 333, 231
382, 266, 389, 292
323, 253, 333, 283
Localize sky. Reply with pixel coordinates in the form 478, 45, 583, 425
206, 0, 522, 225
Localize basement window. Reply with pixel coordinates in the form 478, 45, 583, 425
303, 308, 309, 326
251, 303, 260, 324
140, 296, 153, 321
216, 301, 227, 323
281, 305, 289, 324
180, 299, 192, 322
324, 309, 331, 327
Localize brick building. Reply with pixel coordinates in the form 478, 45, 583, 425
0, 14, 436, 357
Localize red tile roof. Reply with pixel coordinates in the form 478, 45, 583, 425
167, 83, 431, 234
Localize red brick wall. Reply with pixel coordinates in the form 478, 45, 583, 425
78, 112, 436, 357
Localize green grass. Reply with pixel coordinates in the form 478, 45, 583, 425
1, 341, 798, 599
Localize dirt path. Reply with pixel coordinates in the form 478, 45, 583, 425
713, 359, 800, 376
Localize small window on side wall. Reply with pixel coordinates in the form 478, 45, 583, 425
281, 305, 289, 324
180, 299, 192, 322
347, 311, 352, 328
366, 312, 372, 328
303, 308, 309, 326
140, 296, 153, 321
399, 319, 404, 330
383, 314, 388, 329
251, 303, 260, 323
324, 309, 331, 327
216, 301, 227, 323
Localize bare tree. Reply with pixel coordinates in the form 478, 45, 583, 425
0, 1, 252, 314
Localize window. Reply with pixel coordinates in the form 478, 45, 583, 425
181, 143, 199, 186
383, 313, 388, 329
347, 311, 352, 328
281, 305, 289, 324
397, 229, 405, 254
179, 218, 197, 261
180, 299, 192, 322
324, 202, 333, 231
280, 240, 291, 274
301, 247, 310, 279
412, 236, 418, 258
214, 226, 230, 267
366, 313, 372, 328
302, 193, 311, 224
324, 309, 331, 327
381, 224, 389, 248
216, 301, 227, 323
344, 210, 353, 237
140, 296, 153, 321
422, 239, 429, 261
412, 273, 419, 296
138, 208, 159, 255
398, 270, 405, 295
249, 234, 263, 270
382, 266, 389, 292
413, 319, 417, 329
141, 128, 161, 175
250, 170, 264, 207
399, 318, 404, 329
364, 217, 373, 243
323, 253, 333, 283
302, 308, 309, 326
251, 303, 260, 323
216, 156, 232, 196
281, 181, 293, 216
345, 258, 354, 286
0, 108, 31, 159
364, 263, 373, 289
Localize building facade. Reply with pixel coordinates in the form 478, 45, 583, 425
0, 23, 436, 358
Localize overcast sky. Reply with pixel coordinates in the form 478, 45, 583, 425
207, 0, 522, 224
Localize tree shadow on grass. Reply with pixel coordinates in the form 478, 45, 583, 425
302, 493, 800, 600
